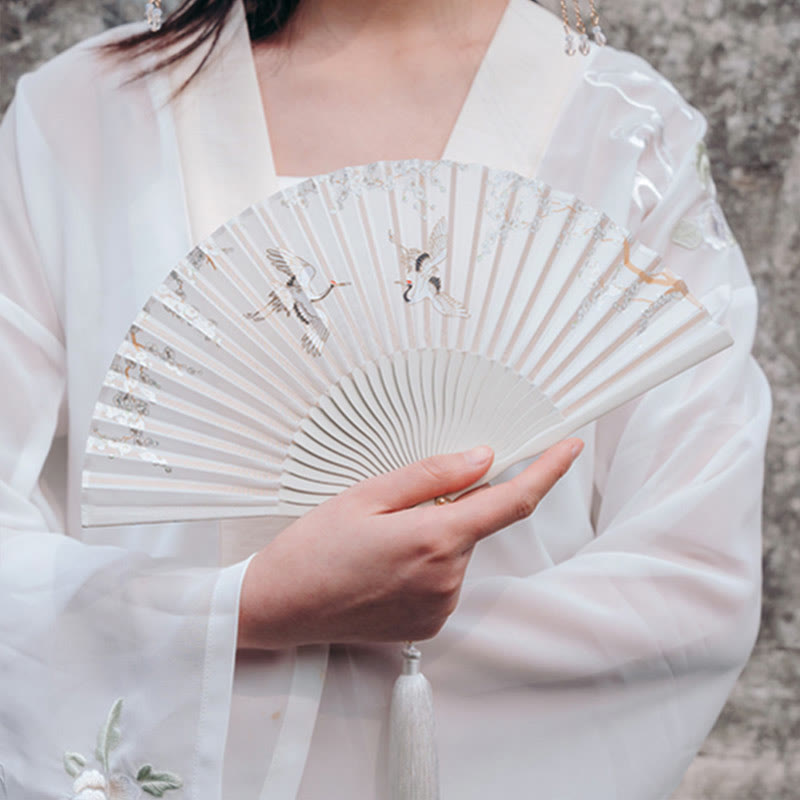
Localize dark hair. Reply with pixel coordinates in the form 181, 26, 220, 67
97, 0, 538, 100
95, 0, 302, 99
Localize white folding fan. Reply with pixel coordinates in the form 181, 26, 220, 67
81, 158, 731, 527
80, 158, 732, 800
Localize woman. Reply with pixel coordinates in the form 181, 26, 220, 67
0, 0, 771, 798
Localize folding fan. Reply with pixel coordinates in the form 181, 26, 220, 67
81, 158, 731, 527
80, 158, 732, 800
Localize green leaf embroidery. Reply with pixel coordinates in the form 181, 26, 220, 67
94, 697, 123, 773
64, 699, 182, 797
63, 751, 87, 778
137, 766, 183, 797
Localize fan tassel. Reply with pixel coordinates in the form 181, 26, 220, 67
388, 643, 440, 800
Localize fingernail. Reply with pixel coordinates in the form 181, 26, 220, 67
570, 440, 584, 460
465, 445, 492, 465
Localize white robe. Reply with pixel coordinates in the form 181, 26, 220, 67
0, 0, 771, 797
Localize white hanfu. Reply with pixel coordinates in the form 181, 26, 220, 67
0, 0, 771, 797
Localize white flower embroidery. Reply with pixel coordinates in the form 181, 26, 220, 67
73, 769, 107, 798
671, 141, 736, 251
64, 699, 182, 799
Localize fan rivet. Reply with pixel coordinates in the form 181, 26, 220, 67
434, 496, 453, 505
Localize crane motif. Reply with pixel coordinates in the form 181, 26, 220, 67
389, 217, 469, 318
244, 247, 350, 357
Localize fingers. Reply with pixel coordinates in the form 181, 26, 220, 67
351, 445, 495, 513
443, 438, 584, 547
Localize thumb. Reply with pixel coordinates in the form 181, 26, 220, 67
351, 446, 495, 513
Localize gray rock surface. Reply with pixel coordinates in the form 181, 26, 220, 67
1, 0, 797, 797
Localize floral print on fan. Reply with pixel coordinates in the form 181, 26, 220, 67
277, 159, 460, 218
63, 699, 182, 799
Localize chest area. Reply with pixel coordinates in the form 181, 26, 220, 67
252, 41, 489, 175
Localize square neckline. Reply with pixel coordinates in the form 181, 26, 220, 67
159, 0, 587, 244
247, 0, 515, 178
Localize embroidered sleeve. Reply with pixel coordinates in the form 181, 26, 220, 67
63, 699, 183, 799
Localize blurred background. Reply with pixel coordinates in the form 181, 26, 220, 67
1, 0, 797, 796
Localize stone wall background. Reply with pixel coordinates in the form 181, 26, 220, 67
1, 0, 797, 797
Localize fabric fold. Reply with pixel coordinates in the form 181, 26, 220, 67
0, 44, 256, 800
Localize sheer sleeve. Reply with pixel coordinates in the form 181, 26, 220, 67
426, 70, 771, 800
0, 79, 252, 799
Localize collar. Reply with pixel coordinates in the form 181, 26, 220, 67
152, 0, 586, 246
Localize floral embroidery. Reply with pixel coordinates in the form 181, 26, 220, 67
670, 217, 704, 250
696, 141, 713, 190
63, 699, 182, 799
670, 141, 736, 251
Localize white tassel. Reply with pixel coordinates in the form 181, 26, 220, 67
388, 643, 440, 800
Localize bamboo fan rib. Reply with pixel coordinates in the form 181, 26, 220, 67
82, 159, 732, 527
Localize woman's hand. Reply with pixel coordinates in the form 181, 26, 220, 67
237, 438, 584, 650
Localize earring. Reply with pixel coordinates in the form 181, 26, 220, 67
572, 0, 591, 55
587, 0, 608, 46
145, 0, 163, 32
560, 0, 607, 55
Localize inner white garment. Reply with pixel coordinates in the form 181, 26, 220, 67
276, 175, 307, 191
